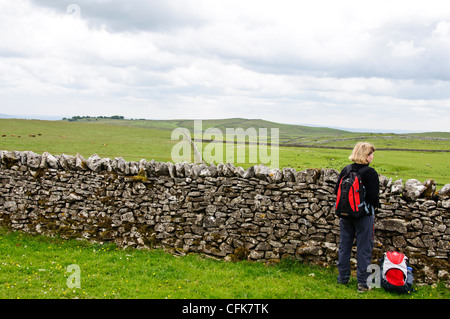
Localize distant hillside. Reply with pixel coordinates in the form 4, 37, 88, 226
62, 117, 351, 143
411, 132, 450, 139
61, 116, 450, 147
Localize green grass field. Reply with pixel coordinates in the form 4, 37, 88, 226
1, 227, 448, 299
1, 118, 449, 187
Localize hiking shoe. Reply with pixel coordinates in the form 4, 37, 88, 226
337, 277, 349, 285
357, 284, 371, 293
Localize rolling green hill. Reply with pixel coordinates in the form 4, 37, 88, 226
63, 116, 450, 146
62, 117, 351, 143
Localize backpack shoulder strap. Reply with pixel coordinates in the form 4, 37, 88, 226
343, 164, 354, 174
357, 165, 371, 176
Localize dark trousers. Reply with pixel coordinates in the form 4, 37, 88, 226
337, 214, 374, 286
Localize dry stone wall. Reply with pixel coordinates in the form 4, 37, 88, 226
0, 150, 449, 285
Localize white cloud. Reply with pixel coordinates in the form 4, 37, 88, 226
387, 41, 426, 57
432, 20, 450, 38
0, 0, 449, 132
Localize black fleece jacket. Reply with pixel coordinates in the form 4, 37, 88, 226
334, 163, 380, 209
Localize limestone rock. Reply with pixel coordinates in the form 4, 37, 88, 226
438, 183, 450, 198
320, 168, 339, 184
391, 179, 403, 195
377, 218, 407, 234
59, 154, 75, 171
254, 164, 269, 180
423, 179, 437, 199
25, 151, 41, 169
75, 153, 87, 170
282, 167, 296, 182
295, 168, 320, 184
87, 154, 103, 172
403, 179, 426, 201
40, 152, 59, 169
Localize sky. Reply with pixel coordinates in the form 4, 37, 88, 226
0, 0, 449, 132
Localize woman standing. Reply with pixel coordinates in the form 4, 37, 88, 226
334, 142, 379, 292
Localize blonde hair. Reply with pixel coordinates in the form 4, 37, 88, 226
349, 142, 376, 164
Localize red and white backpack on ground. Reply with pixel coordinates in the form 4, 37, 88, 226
380, 251, 414, 294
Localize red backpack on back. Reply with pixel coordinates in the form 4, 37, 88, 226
335, 165, 371, 219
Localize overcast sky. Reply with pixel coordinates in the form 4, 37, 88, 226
1, 0, 449, 132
